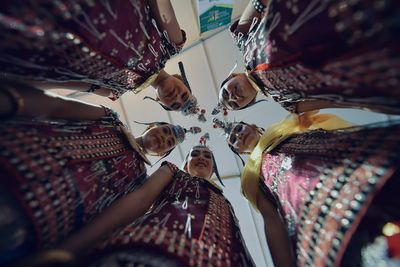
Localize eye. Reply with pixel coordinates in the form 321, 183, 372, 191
171, 102, 181, 110
181, 92, 189, 102
228, 101, 239, 109
166, 126, 172, 135
167, 138, 174, 147
229, 135, 237, 145
203, 152, 212, 159
235, 124, 243, 133
190, 150, 200, 157
162, 127, 168, 134
222, 89, 229, 100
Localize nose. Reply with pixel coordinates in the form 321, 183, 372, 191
157, 132, 165, 146
228, 88, 238, 101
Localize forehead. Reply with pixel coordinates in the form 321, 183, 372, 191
172, 77, 189, 91
145, 123, 170, 133
190, 147, 212, 154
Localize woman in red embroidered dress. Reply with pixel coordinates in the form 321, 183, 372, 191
214, 114, 400, 267
54, 145, 255, 267
214, 0, 400, 115
0, 81, 200, 265
0, 0, 197, 114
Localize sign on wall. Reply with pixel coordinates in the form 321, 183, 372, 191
198, 0, 234, 33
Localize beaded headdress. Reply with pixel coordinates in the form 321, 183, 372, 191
212, 118, 235, 137
178, 61, 206, 122
173, 125, 202, 144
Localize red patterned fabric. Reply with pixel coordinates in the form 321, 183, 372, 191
0, 0, 185, 99
259, 121, 400, 267
386, 221, 400, 259
230, 0, 400, 114
0, 116, 147, 250
87, 166, 255, 267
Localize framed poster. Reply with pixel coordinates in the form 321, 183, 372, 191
198, 0, 234, 33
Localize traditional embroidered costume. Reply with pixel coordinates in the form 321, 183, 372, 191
230, 0, 400, 113
0, 0, 186, 99
0, 115, 148, 263
85, 163, 255, 267
242, 119, 400, 267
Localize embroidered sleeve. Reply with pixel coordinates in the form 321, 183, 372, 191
229, 20, 249, 54
100, 106, 125, 126
160, 30, 187, 57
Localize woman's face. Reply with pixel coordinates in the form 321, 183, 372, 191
141, 124, 177, 156
228, 123, 261, 153
187, 147, 214, 179
219, 74, 257, 110
156, 76, 193, 111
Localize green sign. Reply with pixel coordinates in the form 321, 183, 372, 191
198, 0, 234, 33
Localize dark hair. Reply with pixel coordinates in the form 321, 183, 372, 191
220, 74, 234, 89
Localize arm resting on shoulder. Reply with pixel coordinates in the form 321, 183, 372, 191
59, 164, 175, 256
148, 0, 184, 45
296, 99, 400, 115
257, 191, 296, 267
0, 82, 107, 120
28, 80, 112, 97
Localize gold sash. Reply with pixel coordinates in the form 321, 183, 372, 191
241, 111, 353, 210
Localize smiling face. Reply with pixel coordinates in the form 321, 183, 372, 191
141, 124, 177, 156
186, 147, 214, 179
219, 73, 257, 110
156, 75, 193, 111
228, 123, 261, 153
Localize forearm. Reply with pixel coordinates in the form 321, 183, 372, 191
59, 165, 174, 256
296, 100, 343, 113
0, 82, 107, 120
148, 0, 184, 45
28, 80, 112, 97
257, 193, 296, 267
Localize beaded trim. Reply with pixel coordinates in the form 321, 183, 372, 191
94, 169, 255, 267
251, 0, 266, 13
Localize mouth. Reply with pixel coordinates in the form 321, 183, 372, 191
195, 161, 207, 168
